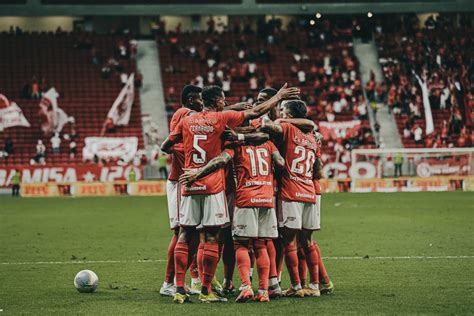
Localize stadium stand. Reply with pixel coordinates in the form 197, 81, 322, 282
0, 31, 143, 166
375, 14, 473, 148
158, 17, 376, 164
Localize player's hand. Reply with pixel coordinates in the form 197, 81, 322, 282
223, 128, 238, 141
276, 83, 300, 100
179, 168, 200, 185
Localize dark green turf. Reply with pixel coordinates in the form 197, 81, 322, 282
1, 193, 473, 315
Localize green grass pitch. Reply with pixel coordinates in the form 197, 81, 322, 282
1, 192, 473, 315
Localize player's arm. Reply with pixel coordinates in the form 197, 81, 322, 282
223, 128, 269, 143
314, 157, 323, 180
275, 118, 316, 133
179, 151, 232, 185
242, 83, 300, 120
271, 150, 285, 170
161, 122, 183, 153
259, 120, 283, 137
224, 101, 253, 112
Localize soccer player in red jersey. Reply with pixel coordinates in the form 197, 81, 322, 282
180, 135, 284, 302
260, 99, 321, 298
161, 84, 299, 303
160, 85, 203, 297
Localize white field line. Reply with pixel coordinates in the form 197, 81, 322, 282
1, 255, 474, 266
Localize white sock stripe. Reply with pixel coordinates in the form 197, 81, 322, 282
1, 255, 473, 266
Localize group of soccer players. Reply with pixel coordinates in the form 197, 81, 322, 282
160, 83, 334, 303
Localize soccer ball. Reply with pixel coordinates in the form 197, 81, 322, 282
74, 270, 99, 293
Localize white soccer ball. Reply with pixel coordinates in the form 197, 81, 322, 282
74, 270, 99, 293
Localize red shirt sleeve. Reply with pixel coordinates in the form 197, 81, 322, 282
280, 122, 291, 141
168, 120, 183, 143
224, 147, 235, 159
222, 111, 246, 129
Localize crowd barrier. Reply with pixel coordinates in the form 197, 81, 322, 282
14, 176, 474, 197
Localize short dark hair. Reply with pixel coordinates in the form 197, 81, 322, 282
259, 88, 278, 98
180, 85, 202, 106
285, 100, 307, 118
202, 85, 223, 107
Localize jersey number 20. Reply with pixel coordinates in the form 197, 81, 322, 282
290, 146, 315, 177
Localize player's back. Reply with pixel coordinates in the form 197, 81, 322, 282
230, 141, 276, 208
180, 110, 245, 195
279, 122, 317, 203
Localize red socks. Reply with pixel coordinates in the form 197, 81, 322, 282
313, 241, 330, 284
254, 239, 270, 290
174, 241, 189, 288
266, 239, 278, 280
284, 242, 301, 286
165, 234, 177, 284
201, 242, 220, 293
298, 246, 308, 286
197, 243, 205, 282
234, 241, 251, 286
303, 243, 320, 284
274, 238, 284, 281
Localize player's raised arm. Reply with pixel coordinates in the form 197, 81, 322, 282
223, 127, 270, 144
224, 101, 253, 112
242, 83, 300, 120
275, 118, 316, 133
179, 151, 232, 186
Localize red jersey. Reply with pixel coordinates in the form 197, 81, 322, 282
314, 179, 321, 195
168, 110, 245, 195
168, 107, 193, 181
279, 123, 317, 203
226, 141, 278, 208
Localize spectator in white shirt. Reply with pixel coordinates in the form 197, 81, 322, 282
222, 76, 231, 96
413, 125, 423, 144
51, 133, 61, 154
36, 140, 45, 157
297, 70, 306, 86
120, 73, 128, 86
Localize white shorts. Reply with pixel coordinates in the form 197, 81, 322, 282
232, 207, 278, 239
166, 180, 181, 229
278, 200, 320, 231
316, 194, 321, 228
179, 191, 229, 227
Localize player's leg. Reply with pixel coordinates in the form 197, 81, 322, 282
199, 192, 229, 302
300, 202, 322, 297
160, 228, 178, 296
314, 241, 334, 294
173, 194, 202, 303
232, 206, 259, 302
254, 207, 277, 302
296, 233, 308, 287
160, 180, 180, 296
187, 229, 201, 294
221, 192, 236, 293
279, 200, 304, 297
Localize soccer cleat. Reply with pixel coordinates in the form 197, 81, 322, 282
173, 292, 190, 304
211, 277, 225, 296
189, 281, 202, 295
199, 292, 228, 303
159, 283, 176, 296
235, 286, 254, 303
222, 281, 236, 295
282, 287, 305, 298
303, 284, 321, 297
254, 290, 270, 302
268, 285, 282, 299
320, 280, 334, 295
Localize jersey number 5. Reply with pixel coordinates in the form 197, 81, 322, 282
192, 135, 207, 164
290, 146, 315, 177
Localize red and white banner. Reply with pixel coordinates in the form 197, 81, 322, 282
319, 120, 361, 141
0, 165, 143, 188
416, 157, 471, 177
39, 88, 69, 135
0, 94, 30, 130
82, 137, 138, 163
107, 73, 135, 126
